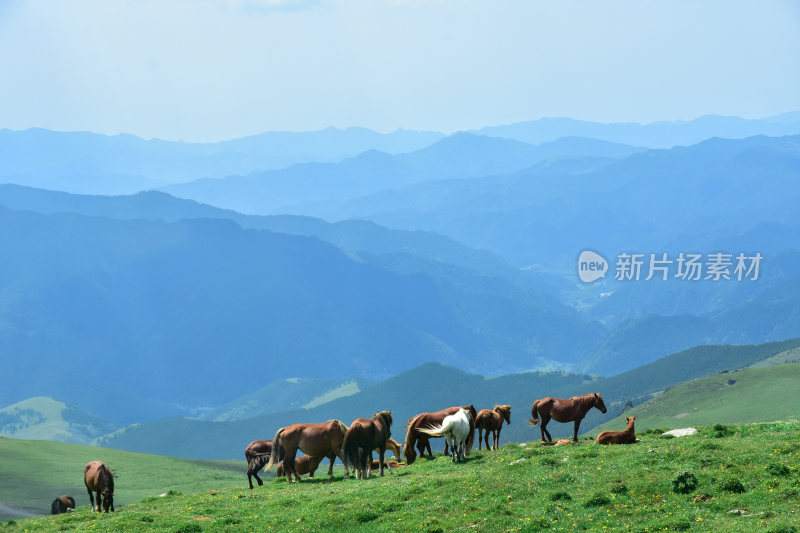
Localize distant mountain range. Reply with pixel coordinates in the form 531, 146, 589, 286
474, 111, 800, 148
3, 112, 797, 196
159, 134, 646, 216
0, 126, 443, 194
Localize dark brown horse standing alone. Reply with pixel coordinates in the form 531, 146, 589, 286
528, 393, 607, 443
475, 405, 512, 450
343, 411, 394, 479
84, 461, 114, 513
245, 439, 285, 489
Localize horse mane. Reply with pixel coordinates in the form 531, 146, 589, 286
573, 393, 597, 407
97, 464, 114, 494
373, 410, 393, 430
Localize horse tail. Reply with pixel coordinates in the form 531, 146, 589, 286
465, 410, 475, 454
417, 419, 448, 437
264, 428, 284, 471
528, 400, 540, 426
342, 423, 362, 470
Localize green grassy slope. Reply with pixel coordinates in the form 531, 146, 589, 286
0, 438, 247, 522
0, 397, 117, 444
4, 421, 799, 532
591, 363, 800, 434
201, 378, 375, 422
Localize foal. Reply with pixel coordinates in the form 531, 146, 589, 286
475, 405, 511, 450
596, 416, 637, 445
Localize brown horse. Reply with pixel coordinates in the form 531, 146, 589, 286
381, 437, 403, 462
245, 439, 285, 489
475, 405, 512, 450
50, 495, 75, 514
343, 411, 394, 479
403, 405, 476, 465
528, 393, 607, 443
276, 454, 324, 481
371, 459, 406, 470
84, 461, 114, 513
265, 419, 350, 482
596, 416, 637, 445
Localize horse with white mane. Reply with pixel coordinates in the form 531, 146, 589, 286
416, 408, 472, 463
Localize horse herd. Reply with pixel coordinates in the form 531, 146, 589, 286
51, 392, 624, 514
247, 392, 612, 486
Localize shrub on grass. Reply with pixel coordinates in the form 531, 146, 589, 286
672, 472, 699, 494
550, 491, 572, 502
709, 424, 734, 438
767, 463, 791, 477
584, 493, 611, 507
720, 477, 746, 493
610, 481, 628, 494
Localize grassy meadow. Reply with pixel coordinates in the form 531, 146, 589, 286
593, 363, 800, 434
0, 439, 247, 521
3, 421, 798, 532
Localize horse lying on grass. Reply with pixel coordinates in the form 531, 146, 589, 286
50, 495, 75, 514
596, 416, 637, 445
277, 455, 324, 481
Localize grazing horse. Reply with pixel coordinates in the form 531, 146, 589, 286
245, 439, 285, 489
50, 495, 75, 514
277, 454, 324, 481
84, 461, 114, 513
265, 419, 350, 482
596, 416, 637, 445
381, 437, 403, 462
417, 408, 472, 463
404, 405, 476, 465
528, 393, 607, 443
343, 411, 394, 479
475, 404, 512, 450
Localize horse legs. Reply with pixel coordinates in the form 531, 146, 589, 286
477, 428, 483, 450
283, 449, 298, 483
95, 492, 102, 513
494, 427, 502, 450
573, 418, 583, 442
540, 416, 553, 442
87, 487, 95, 512
335, 448, 351, 479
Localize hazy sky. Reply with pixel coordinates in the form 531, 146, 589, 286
1, 0, 798, 142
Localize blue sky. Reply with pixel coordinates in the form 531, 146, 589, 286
1, 0, 798, 142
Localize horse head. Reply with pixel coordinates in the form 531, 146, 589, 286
375, 410, 393, 435
593, 393, 608, 414
102, 490, 114, 513
403, 442, 417, 465
496, 405, 512, 425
